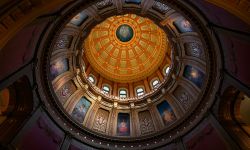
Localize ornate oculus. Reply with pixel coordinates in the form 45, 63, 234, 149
116, 24, 134, 42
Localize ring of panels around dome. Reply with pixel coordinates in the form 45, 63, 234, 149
36, 0, 221, 149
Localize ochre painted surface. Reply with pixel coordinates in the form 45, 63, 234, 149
84, 14, 169, 83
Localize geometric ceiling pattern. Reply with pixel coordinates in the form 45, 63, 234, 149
84, 14, 169, 83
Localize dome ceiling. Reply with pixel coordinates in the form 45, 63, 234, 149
84, 14, 169, 83
36, 0, 222, 149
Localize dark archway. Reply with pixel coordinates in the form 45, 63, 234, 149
219, 86, 250, 149
0, 76, 33, 147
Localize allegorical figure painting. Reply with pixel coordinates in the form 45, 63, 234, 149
173, 18, 193, 33
71, 97, 91, 124
183, 65, 205, 88
70, 11, 88, 26
117, 113, 130, 136
50, 58, 69, 80
157, 100, 177, 126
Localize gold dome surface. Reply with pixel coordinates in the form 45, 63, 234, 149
84, 14, 169, 83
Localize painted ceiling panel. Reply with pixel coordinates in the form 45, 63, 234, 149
84, 14, 169, 82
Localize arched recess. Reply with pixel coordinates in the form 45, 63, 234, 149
219, 86, 250, 150
0, 76, 33, 146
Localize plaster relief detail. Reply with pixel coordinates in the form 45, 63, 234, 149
93, 108, 109, 133
56, 80, 77, 104
54, 35, 73, 49
173, 86, 192, 110
184, 42, 204, 59
96, 0, 113, 9
152, 1, 171, 14
138, 111, 155, 135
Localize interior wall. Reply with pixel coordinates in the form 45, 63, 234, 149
0, 20, 49, 81
190, 0, 250, 86
189, 0, 250, 32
